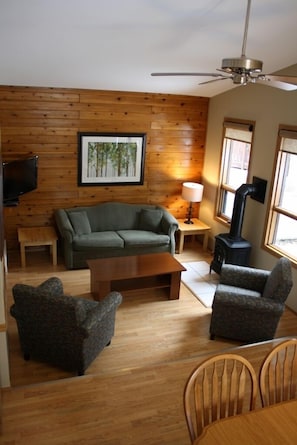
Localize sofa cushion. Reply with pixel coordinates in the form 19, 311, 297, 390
68, 211, 92, 235
138, 208, 163, 232
87, 202, 141, 232
117, 230, 169, 247
72, 231, 124, 251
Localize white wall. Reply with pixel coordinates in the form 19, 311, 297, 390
200, 76, 297, 312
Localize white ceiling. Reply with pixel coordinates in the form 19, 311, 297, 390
1, 0, 297, 97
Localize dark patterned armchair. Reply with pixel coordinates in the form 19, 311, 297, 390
210, 257, 293, 343
10, 277, 122, 375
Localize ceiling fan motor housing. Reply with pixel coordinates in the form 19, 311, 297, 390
221, 57, 263, 73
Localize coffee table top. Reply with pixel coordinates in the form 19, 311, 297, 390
87, 253, 186, 281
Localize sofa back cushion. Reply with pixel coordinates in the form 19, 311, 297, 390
138, 208, 163, 232
262, 257, 293, 302
85, 202, 161, 232
68, 211, 92, 235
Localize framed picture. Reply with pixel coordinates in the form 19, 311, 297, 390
78, 132, 146, 186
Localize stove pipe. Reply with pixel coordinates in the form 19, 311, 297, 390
229, 183, 257, 240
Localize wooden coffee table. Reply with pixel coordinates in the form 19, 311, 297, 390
87, 253, 186, 301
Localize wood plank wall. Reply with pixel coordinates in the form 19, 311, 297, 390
0, 85, 209, 251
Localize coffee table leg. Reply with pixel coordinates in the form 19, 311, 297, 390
90, 276, 111, 301
20, 243, 26, 267
51, 241, 57, 266
169, 271, 181, 300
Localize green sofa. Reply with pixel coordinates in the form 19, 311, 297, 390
55, 202, 179, 269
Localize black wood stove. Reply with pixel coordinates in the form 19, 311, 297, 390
210, 183, 257, 274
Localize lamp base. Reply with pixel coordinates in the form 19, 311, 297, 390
184, 202, 194, 225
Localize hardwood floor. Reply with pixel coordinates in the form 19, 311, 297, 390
2, 242, 297, 444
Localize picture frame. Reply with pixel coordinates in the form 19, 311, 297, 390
78, 132, 146, 186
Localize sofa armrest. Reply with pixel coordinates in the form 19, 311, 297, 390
159, 207, 179, 234
220, 264, 270, 293
55, 209, 75, 243
158, 207, 178, 254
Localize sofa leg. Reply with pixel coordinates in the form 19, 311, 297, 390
106, 340, 111, 347
210, 334, 215, 340
23, 352, 30, 361
78, 369, 85, 376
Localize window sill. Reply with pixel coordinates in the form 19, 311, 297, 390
215, 216, 231, 228
263, 244, 297, 269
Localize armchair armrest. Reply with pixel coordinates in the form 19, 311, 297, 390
220, 264, 270, 293
80, 292, 122, 334
213, 290, 284, 315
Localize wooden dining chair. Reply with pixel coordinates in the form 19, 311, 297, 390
259, 338, 297, 407
183, 353, 258, 443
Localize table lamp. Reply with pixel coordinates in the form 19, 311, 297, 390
182, 182, 204, 224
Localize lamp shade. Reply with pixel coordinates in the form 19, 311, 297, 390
182, 182, 204, 202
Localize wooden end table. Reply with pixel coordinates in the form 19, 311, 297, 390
17, 226, 58, 267
177, 218, 211, 253
87, 253, 186, 301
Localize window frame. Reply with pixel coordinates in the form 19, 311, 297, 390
264, 125, 297, 264
215, 119, 255, 224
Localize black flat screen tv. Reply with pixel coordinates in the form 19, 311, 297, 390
2, 155, 38, 206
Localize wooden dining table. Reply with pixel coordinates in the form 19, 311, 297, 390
195, 399, 297, 445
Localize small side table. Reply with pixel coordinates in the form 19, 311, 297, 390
177, 218, 211, 253
17, 226, 58, 267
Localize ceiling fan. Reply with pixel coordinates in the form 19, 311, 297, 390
151, 0, 297, 91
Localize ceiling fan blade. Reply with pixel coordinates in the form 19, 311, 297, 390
265, 74, 297, 85
199, 76, 231, 86
256, 78, 297, 91
255, 74, 297, 91
151, 72, 225, 78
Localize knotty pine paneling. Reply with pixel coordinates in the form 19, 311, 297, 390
0, 85, 209, 251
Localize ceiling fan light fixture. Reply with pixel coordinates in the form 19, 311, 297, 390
233, 74, 248, 85
221, 57, 263, 73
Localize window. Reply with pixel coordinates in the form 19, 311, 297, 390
216, 120, 254, 222
265, 126, 297, 263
